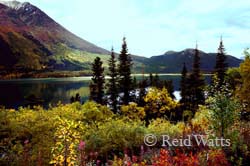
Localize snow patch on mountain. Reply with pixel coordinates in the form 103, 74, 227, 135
0, 0, 30, 10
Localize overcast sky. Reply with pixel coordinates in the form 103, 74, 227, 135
3, 0, 250, 58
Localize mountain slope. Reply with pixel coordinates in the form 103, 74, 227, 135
144, 49, 242, 73
0, 1, 110, 54
0, 0, 110, 71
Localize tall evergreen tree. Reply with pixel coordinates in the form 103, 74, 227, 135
137, 78, 148, 107
106, 47, 118, 112
214, 37, 227, 87
161, 80, 175, 99
70, 93, 81, 103
118, 37, 133, 105
130, 76, 138, 102
89, 57, 105, 104
149, 73, 154, 86
154, 73, 160, 87
132, 76, 137, 89
187, 45, 205, 113
180, 63, 188, 107
149, 73, 160, 88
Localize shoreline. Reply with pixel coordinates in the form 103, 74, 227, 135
0, 72, 213, 80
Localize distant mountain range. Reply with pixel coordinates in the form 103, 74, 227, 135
0, 1, 242, 77
144, 49, 242, 73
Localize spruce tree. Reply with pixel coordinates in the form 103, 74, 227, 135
130, 76, 138, 102
180, 63, 188, 107
132, 76, 137, 89
118, 37, 133, 105
149, 73, 160, 88
89, 57, 105, 104
214, 37, 227, 87
187, 45, 205, 113
154, 73, 160, 88
149, 73, 153, 86
162, 80, 175, 99
137, 78, 148, 107
106, 47, 118, 112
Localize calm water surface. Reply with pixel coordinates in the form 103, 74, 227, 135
0, 75, 211, 109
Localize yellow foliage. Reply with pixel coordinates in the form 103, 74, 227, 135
81, 101, 114, 123
144, 87, 179, 118
50, 117, 83, 166
237, 49, 250, 112
148, 118, 185, 138
191, 106, 212, 133
121, 102, 146, 120
84, 118, 146, 154
0, 99, 219, 165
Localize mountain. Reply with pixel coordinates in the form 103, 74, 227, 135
0, 1, 242, 78
0, 0, 111, 71
144, 49, 242, 73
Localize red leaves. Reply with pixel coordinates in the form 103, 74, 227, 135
152, 149, 199, 166
112, 148, 230, 166
207, 149, 230, 166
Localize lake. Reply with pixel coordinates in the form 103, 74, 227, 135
0, 74, 211, 109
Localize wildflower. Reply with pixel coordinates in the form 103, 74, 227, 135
132, 155, 137, 163
78, 140, 85, 150
24, 139, 29, 144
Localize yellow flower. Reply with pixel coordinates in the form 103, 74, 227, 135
68, 162, 75, 166
9, 109, 15, 112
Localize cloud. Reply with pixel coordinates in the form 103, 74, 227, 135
226, 10, 250, 29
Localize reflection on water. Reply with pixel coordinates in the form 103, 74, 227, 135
0, 75, 211, 109
0, 78, 90, 109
